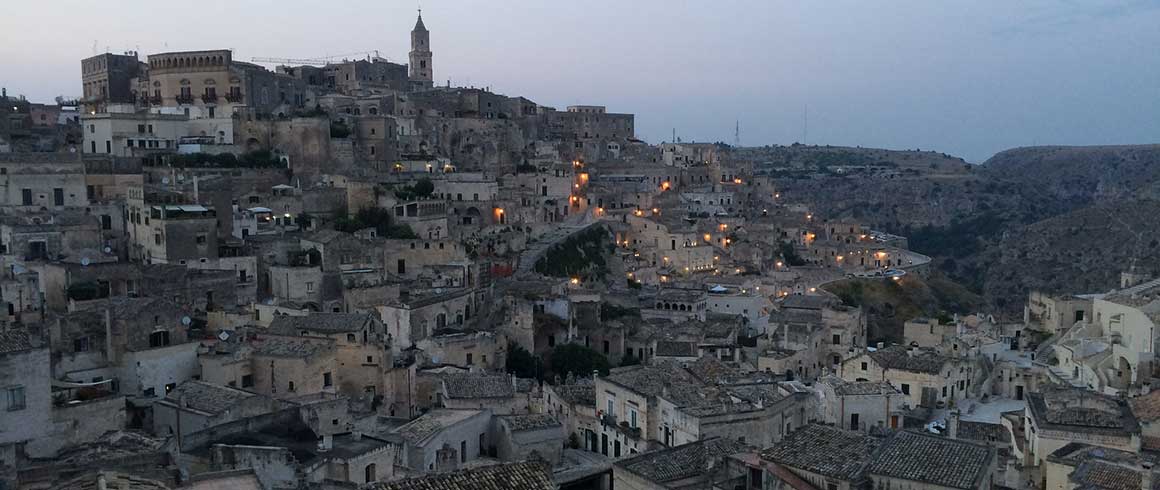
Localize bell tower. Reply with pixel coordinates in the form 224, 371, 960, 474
409, 10, 433, 87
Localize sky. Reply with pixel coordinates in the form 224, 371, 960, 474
3, 0, 1159, 162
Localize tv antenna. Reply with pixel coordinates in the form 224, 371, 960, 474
802, 104, 809, 144
734, 119, 741, 147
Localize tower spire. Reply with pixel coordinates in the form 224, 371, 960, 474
409, 8, 433, 87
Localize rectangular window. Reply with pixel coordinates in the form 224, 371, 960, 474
21, 189, 32, 205
630, 409, 638, 428
306, 282, 315, 293
901, 384, 910, 395
832, 334, 840, 345
6, 386, 26, 411
242, 375, 254, 388
196, 234, 207, 245
861, 362, 868, 371
323, 372, 333, 387
73, 336, 90, 353
149, 330, 170, 347
466, 353, 473, 365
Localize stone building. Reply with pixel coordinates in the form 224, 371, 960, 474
867, 430, 997, 490
1025, 291, 1091, 335
183, 407, 395, 487
368, 461, 555, 490
152, 380, 280, 438
268, 313, 390, 399
492, 413, 565, 465
815, 375, 909, 432
1023, 386, 1141, 473
388, 408, 492, 472
0, 330, 51, 465
596, 360, 813, 459
840, 345, 978, 409
759, 424, 879, 490
1047, 276, 1160, 394
199, 333, 338, 400
1045, 442, 1156, 490
142, 50, 307, 119
542, 375, 598, 452
766, 294, 867, 381
379, 288, 479, 352
612, 437, 750, 490
439, 373, 532, 415
80, 51, 143, 114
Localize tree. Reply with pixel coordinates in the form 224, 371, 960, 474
412, 178, 435, 198
549, 344, 610, 378
506, 343, 541, 380
778, 241, 807, 266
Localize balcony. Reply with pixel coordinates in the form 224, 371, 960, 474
148, 96, 162, 106
201, 93, 218, 104
225, 92, 244, 103
175, 94, 195, 105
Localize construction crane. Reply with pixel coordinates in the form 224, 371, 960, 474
251, 50, 384, 66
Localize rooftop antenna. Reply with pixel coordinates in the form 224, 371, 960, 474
672, 128, 676, 144
802, 104, 809, 144
734, 119, 741, 147
91, 40, 98, 55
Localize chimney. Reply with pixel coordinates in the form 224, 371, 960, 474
352, 431, 362, 441
192, 175, 199, 202
947, 410, 960, 439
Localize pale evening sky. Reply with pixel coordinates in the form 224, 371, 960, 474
2, 0, 1159, 162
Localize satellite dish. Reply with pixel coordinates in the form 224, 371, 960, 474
103, 246, 112, 254
162, 177, 170, 184
181, 316, 192, 326
80, 257, 90, 266
217, 331, 230, 341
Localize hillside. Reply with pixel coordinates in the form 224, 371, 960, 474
982, 145, 1160, 203
763, 144, 1160, 315
737, 144, 971, 176
981, 198, 1160, 310
824, 274, 983, 344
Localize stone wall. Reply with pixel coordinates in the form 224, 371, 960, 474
235, 117, 332, 177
